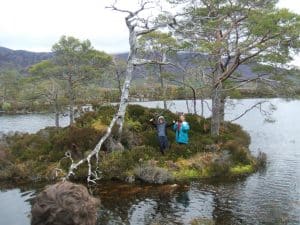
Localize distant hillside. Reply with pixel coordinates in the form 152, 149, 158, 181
0, 47, 273, 81
0, 46, 52, 72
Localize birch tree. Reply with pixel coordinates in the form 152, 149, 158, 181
66, 0, 176, 183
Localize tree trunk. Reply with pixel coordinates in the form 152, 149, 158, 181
186, 99, 191, 113
117, 73, 122, 97
55, 112, 60, 127
116, 26, 138, 136
200, 97, 204, 117
54, 93, 60, 127
67, 77, 74, 125
3, 86, 6, 104
219, 95, 225, 123
211, 84, 222, 136
159, 64, 167, 110
192, 87, 197, 114
65, 4, 168, 182
116, 60, 134, 135
66, 28, 138, 181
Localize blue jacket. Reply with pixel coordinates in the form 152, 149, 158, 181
173, 121, 190, 144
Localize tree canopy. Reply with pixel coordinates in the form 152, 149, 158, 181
169, 0, 300, 135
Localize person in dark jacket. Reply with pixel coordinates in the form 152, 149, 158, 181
150, 116, 172, 154
173, 115, 190, 144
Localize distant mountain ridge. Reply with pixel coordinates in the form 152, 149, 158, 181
0, 46, 259, 80
0, 46, 52, 71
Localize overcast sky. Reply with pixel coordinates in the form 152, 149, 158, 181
0, 0, 299, 65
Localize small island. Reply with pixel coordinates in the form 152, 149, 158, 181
0, 104, 266, 184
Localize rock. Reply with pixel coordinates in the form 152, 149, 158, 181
166, 160, 180, 170
104, 137, 125, 152
204, 144, 221, 152
125, 175, 135, 183
134, 163, 173, 184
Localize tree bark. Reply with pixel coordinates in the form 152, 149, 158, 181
67, 76, 74, 125
158, 64, 167, 110
200, 96, 204, 117
211, 84, 222, 136
54, 93, 60, 127
116, 72, 123, 97
116, 60, 134, 136
192, 87, 197, 115
3, 86, 6, 104
116, 25, 137, 136
219, 95, 225, 123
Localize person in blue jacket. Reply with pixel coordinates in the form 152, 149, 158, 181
173, 115, 190, 144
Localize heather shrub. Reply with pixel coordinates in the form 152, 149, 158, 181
1, 104, 262, 183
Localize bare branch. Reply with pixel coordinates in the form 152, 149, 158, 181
203, 100, 212, 112
223, 74, 268, 91
230, 101, 268, 122
106, 1, 150, 18
66, 114, 119, 182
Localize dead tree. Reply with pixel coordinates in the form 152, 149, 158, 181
66, 1, 175, 183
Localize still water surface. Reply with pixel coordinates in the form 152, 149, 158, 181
0, 113, 69, 134
0, 98, 299, 225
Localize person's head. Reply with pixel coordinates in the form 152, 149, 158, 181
179, 115, 185, 122
158, 116, 165, 124
31, 181, 100, 225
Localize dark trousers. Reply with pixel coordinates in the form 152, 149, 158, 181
158, 136, 168, 154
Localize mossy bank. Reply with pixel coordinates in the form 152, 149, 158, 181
0, 105, 266, 184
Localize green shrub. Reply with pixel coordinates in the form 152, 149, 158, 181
99, 146, 161, 180
125, 118, 142, 132
1, 102, 12, 111
9, 133, 51, 161
230, 164, 254, 175
75, 105, 116, 127
51, 126, 102, 161
174, 168, 200, 180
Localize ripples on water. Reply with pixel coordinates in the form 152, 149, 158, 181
0, 99, 299, 225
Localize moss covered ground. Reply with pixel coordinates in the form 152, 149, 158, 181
0, 105, 266, 184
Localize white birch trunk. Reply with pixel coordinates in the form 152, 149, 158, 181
66, 3, 151, 183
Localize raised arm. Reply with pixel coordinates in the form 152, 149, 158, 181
173, 122, 178, 131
